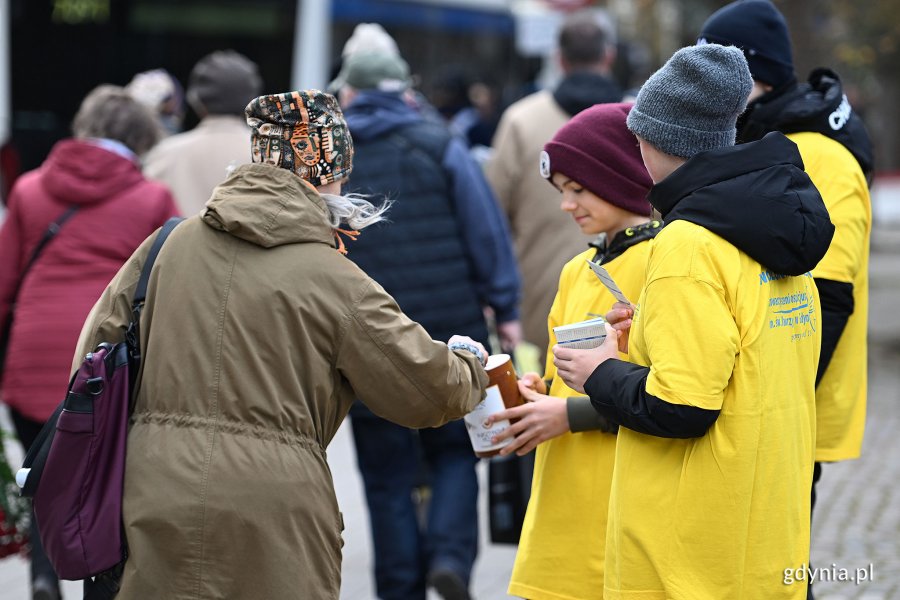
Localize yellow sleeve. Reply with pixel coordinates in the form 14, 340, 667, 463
641, 275, 738, 411
791, 132, 869, 284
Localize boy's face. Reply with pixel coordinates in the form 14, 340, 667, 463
551, 172, 621, 236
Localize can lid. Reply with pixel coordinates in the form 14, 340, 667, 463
485, 353, 511, 370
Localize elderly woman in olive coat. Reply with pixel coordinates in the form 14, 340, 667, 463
73, 91, 489, 599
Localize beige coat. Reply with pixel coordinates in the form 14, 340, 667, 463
143, 115, 252, 216
73, 163, 487, 599
486, 91, 594, 361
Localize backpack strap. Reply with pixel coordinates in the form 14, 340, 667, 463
133, 217, 184, 310
125, 217, 183, 407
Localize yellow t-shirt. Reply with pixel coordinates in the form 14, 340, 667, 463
789, 132, 870, 461
604, 221, 819, 600
508, 239, 652, 600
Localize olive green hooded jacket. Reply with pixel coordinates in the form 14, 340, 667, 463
73, 163, 487, 599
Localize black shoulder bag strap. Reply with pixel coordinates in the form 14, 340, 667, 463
1, 206, 78, 373
22, 206, 80, 277
125, 217, 184, 407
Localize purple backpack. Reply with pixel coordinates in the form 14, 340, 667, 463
17, 217, 181, 598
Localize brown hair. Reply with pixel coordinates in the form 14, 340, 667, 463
72, 84, 162, 156
558, 11, 615, 69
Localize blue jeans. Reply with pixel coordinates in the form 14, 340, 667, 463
349, 402, 479, 600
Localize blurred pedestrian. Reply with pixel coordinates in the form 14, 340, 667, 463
552, 44, 833, 599
486, 9, 622, 364
0, 84, 178, 600
71, 89, 490, 600
126, 68, 186, 136
698, 4, 873, 596
329, 24, 444, 127
333, 52, 521, 600
485, 103, 658, 600
143, 50, 263, 215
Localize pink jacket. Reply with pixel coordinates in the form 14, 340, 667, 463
0, 139, 179, 421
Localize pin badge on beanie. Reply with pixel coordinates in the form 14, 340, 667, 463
245, 90, 353, 186
539, 150, 551, 179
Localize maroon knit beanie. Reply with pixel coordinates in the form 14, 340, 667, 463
540, 102, 652, 216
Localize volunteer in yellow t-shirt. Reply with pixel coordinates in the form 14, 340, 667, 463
697, 9, 873, 575
554, 45, 834, 599
487, 103, 658, 600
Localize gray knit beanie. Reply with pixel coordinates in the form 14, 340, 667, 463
626, 44, 752, 158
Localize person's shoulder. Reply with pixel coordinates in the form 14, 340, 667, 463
143, 133, 194, 172
126, 176, 176, 206
787, 131, 867, 189
788, 132, 859, 169
502, 90, 556, 122
561, 246, 597, 275
655, 220, 725, 261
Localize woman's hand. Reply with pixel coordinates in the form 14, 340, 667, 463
484, 380, 569, 456
605, 302, 633, 353
552, 323, 619, 393
447, 335, 488, 365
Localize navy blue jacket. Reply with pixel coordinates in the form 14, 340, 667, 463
343, 91, 520, 344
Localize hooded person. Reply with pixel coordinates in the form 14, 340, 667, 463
70, 89, 490, 600
699, 9, 873, 592
0, 83, 179, 600
698, 0, 874, 181
483, 102, 660, 600
333, 51, 521, 600
551, 44, 833, 599
143, 50, 264, 215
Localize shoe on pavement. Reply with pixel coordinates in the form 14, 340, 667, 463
427, 567, 471, 600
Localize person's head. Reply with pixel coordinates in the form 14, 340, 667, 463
540, 102, 652, 236
331, 52, 412, 107
698, 0, 794, 101
187, 50, 263, 118
72, 84, 163, 156
125, 68, 185, 135
558, 9, 617, 75
246, 90, 353, 188
626, 44, 752, 182
245, 90, 389, 232
341, 23, 400, 59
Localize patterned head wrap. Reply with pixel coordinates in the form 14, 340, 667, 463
245, 90, 353, 186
